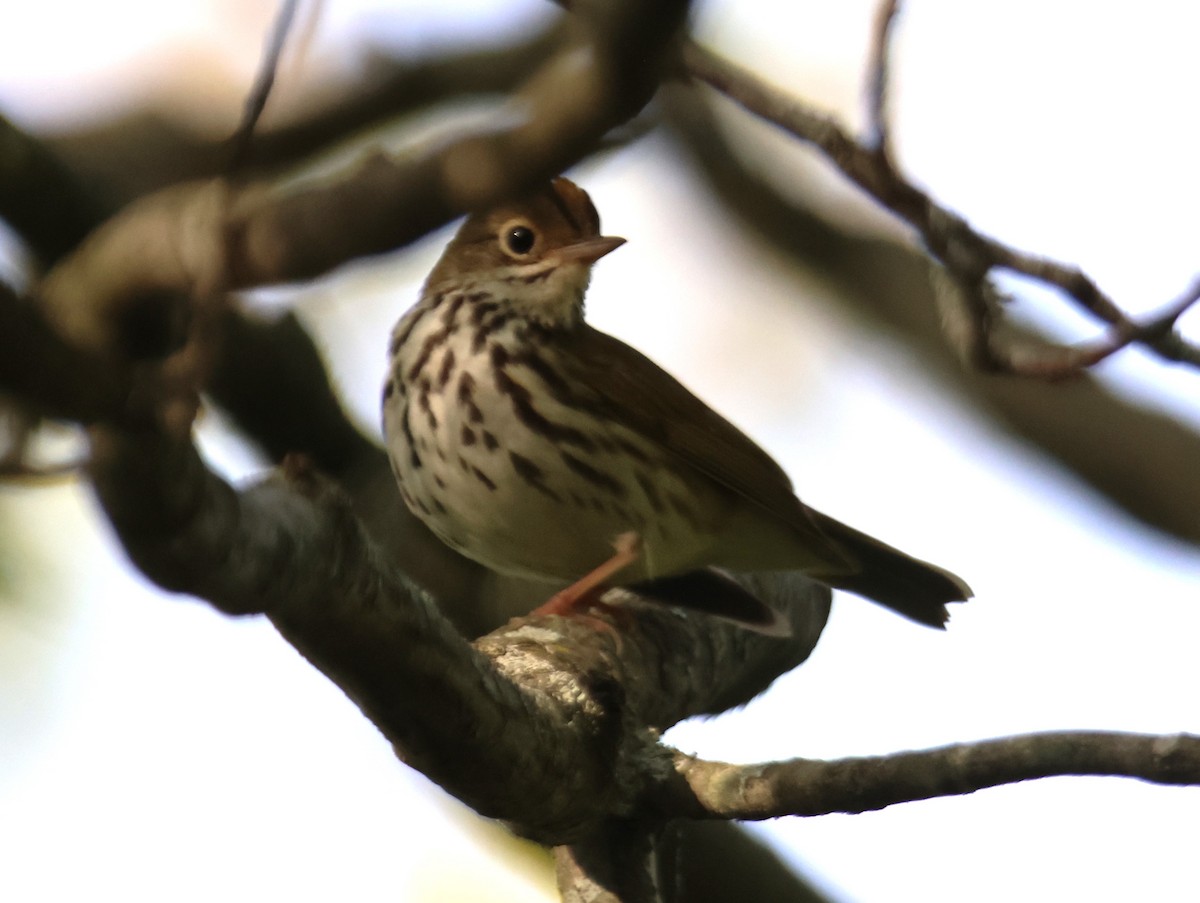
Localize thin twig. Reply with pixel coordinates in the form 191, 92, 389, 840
1001, 276, 1200, 380
228, 0, 302, 173
864, 0, 901, 159
682, 28, 1200, 376
668, 731, 1200, 820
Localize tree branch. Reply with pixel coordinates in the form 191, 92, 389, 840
82, 395, 1200, 889
863, 0, 900, 158
40, 24, 571, 210
0, 282, 132, 426
667, 731, 1200, 820
662, 86, 1200, 545
226, 0, 301, 172
4, 6, 1198, 900
0, 112, 110, 265
36, 0, 688, 356
83, 414, 829, 842
680, 30, 1200, 376
555, 823, 663, 903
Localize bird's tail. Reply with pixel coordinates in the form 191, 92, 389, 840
813, 514, 973, 628
628, 568, 792, 637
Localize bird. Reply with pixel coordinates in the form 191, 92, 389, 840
382, 177, 971, 634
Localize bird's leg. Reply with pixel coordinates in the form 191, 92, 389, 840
532, 531, 642, 620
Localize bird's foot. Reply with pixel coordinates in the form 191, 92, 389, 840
530, 532, 642, 634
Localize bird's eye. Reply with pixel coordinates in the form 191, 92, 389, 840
504, 225, 536, 256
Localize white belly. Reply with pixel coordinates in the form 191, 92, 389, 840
383, 302, 723, 583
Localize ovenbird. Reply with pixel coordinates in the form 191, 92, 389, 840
382, 178, 970, 632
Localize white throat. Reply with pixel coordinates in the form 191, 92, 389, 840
476, 260, 592, 327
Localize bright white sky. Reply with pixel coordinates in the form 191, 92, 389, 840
1, 2, 1198, 902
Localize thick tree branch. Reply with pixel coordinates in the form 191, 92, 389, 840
239, 21, 570, 174
30, 23, 568, 209
555, 823, 663, 903
84, 414, 828, 843
0, 117, 107, 270
666, 731, 1200, 820
81, 399, 1200, 889
0, 282, 132, 426
37, 0, 688, 356
3, 7, 1198, 900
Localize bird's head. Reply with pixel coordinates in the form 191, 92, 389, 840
424, 178, 625, 328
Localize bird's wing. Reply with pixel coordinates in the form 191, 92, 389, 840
557, 325, 853, 570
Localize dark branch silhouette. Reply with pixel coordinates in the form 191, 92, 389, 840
1, 2, 1196, 901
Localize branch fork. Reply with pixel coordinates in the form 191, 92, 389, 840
2, 1, 1198, 900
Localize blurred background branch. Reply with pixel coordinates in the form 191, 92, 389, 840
8, 2, 1196, 543
0, 1, 1197, 901
661, 87, 1200, 545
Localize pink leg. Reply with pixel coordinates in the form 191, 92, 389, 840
531, 532, 642, 619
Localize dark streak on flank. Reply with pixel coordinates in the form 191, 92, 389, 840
407, 317, 459, 382
509, 451, 559, 500
481, 430, 499, 451
389, 300, 435, 358
439, 293, 466, 326
509, 347, 572, 402
437, 349, 456, 389
469, 300, 500, 328
400, 404, 421, 470
417, 376, 437, 430
525, 321, 557, 345
473, 312, 512, 353
472, 465, 497, 491
491, 344, 595, 451
457, 372, 484, 423
561, 451, 625, 497
382, 379, 395, 401
461, 425, 476, 446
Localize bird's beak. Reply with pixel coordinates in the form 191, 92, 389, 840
557, 235, 626, 265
